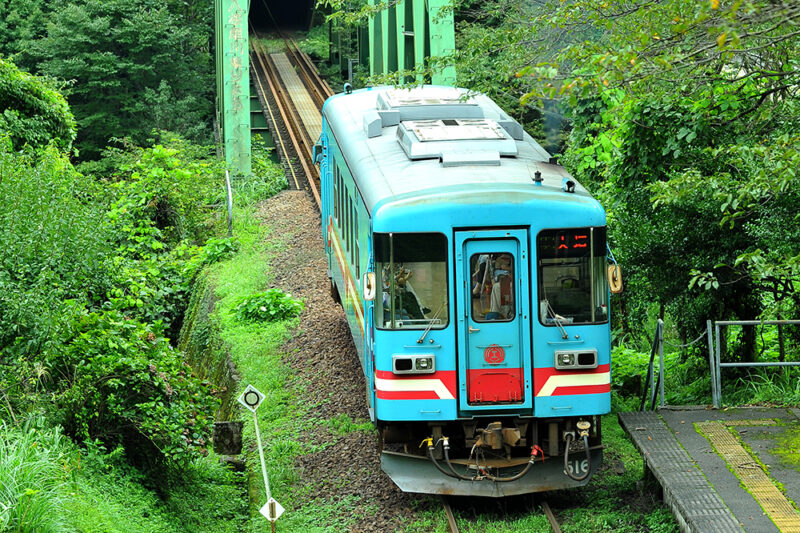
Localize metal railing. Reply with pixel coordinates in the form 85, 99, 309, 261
638, 318, 799, 410
639, 319, 665, 411
709, 319, 800, 408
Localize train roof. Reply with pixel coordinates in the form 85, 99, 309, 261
321, 86, 598, 216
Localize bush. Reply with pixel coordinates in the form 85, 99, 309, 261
46, 309, 219, 469
234, 289, 304, 322
0, 57, 76, 151
0, 130, 224, 476
0, 143, 111, 357
201, 237, 239, 265
108, 140, 221, 247
233, 135, 287, 206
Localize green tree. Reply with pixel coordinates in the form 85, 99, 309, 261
433, 0, 800, 354
28, 0, 213, 158
0, 0, 49, 63
532, 0, 800, 353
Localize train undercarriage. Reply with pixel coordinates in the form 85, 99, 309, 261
378, 416, 603, 497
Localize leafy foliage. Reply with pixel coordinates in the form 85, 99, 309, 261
201, 237, 240, 265
46, 309, 218, 468
235, 289, 305, 323
0, 58, 76, 151
236, 134, 289, 205
0, 143, 109, 356
0, 0, 49, 63
0, 125, 229, 473
25, 0, 214, 158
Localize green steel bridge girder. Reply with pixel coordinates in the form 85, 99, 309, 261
215, 0, 251, 177
214, 0, 458, 176
368, 0, 456, 85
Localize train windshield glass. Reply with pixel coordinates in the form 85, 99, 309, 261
537, 227, 609, 325
375, 233, 449, 330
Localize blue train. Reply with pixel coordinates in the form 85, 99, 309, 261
316, 85, 619, 497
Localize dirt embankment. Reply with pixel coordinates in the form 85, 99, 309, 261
256, 190, 420, 532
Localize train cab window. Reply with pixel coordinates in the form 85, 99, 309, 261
470, 253, 515, 322
375, 233, 449, 330
537, 227, 609, 326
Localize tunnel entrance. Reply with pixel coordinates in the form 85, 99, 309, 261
249, 0, 315, 32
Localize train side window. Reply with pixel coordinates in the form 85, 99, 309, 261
337, 173, 343, 229
333, 163, 338, 222
331, 164, 339, 221
341, 189, 346, 241
348, 195, 354, 256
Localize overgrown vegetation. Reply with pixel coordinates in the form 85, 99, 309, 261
0, 421, 248, 533
0, 126, 226, 471
235, 289, 305, 323
0, 54, 283, 530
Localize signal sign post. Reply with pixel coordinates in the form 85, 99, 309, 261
238, 385, 283, 530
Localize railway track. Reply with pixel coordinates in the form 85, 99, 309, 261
285, 36, 334, 108
249, 32, 322, 206
249, 0, 332, 209
441, 497, 563, 533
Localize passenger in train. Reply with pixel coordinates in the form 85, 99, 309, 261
485, 254, 514, 320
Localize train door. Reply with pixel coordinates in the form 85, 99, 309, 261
454, 230, 533, 413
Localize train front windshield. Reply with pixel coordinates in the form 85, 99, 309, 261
537, 227, 609, 325
375, 233, 449, 330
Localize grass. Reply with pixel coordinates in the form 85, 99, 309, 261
65, 451, 247, 533
201, 205, 326, 530
202, 197, 398, 531
323, 413, 374, 436
0, 421, 248, 533
0, 423, 68, 533
253, 37, 285, 54
775, 423, 800, 471
727, 368, 800, 406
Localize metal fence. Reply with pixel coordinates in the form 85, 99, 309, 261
709, 319, 800, 408
639, 318, 799, 410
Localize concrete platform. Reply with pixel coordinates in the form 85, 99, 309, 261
619, 407, 800, 533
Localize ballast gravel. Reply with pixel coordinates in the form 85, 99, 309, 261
255, 190, 424, 532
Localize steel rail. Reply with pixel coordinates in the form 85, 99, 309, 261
248, 45, 301, 191
255, 0, 333, 108
441, 497, 459, 533
286, 37, 334, 109
541, 500, 562, 533
250, 31, 321, 207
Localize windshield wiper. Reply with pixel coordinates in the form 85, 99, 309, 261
417, 302, 445, 344
544, 299, 569, 339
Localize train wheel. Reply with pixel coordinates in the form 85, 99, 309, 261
330, 279, 341, 305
